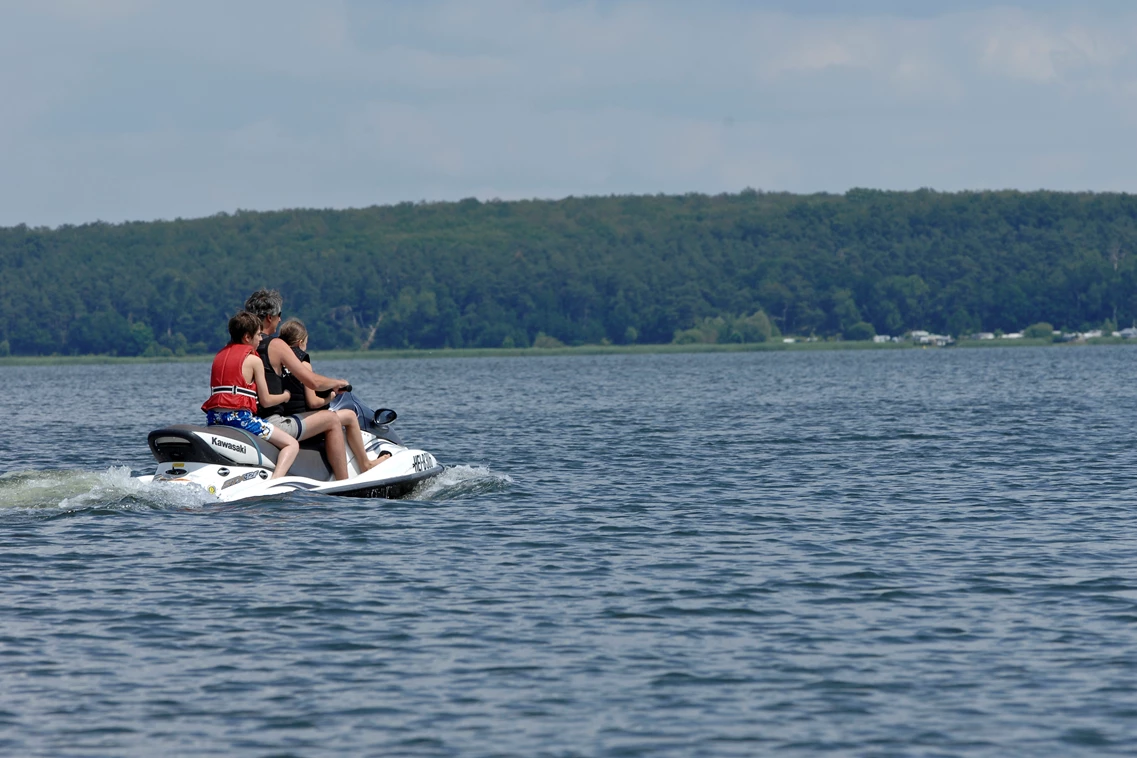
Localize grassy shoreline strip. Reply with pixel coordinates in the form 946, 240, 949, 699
2, 336, 1131, 366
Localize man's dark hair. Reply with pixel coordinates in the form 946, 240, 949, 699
244, 289, 283, 321
228, 311, 261, 344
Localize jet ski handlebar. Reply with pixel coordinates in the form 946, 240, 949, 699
326, 389, 399, 428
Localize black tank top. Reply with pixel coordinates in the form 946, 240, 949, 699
256, 338, 311, 416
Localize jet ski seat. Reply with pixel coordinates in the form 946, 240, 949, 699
148, 424, 335, 481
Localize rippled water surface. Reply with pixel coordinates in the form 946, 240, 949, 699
3, 346, 1137, 756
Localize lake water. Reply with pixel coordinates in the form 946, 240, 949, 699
2, 346, 1137, 756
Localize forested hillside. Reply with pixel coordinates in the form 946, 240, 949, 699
3, 189, 1137, 356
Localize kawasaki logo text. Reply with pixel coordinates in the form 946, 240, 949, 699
212, 438, 247, 454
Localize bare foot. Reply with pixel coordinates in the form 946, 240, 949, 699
363, 451, 392, 472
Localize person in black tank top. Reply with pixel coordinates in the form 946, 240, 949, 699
256, 336, 309, 417
278, 319, 389, 471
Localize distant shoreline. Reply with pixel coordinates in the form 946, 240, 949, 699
2, 336, 1133, 366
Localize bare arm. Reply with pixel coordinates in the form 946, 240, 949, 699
305, 384, 333, 409
270, 340, 348, 392
304, 361, 332, 409
245, 354, 290, 408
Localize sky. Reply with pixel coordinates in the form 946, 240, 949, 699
3, 0, 1137, 227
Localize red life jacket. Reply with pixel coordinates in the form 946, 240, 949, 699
201, 343, 258, 413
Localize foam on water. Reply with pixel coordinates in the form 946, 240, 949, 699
412, 463, 514, 500
0, 468, 108, 510
0, 466, 216, 512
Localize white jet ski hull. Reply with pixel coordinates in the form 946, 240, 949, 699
138, 448, 441, 502
138, 393, 443, 503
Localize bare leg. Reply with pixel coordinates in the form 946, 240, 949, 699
336, 409, 389, 472
324, 425, 347, 480
267, 429, 299, 479
296, 411, 349, 480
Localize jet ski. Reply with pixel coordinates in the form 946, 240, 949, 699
137, 391, 443, 502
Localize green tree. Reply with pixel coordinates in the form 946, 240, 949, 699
845, 321, 876, 341
731, 311, 777, 342
1023, 322, 1056, 339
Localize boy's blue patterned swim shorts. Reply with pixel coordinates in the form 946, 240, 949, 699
205, 409, 274, 440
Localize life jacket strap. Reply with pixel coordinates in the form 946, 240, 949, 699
211, 385, 258, 399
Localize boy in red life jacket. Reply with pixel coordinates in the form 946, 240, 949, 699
201, 311, 300, 479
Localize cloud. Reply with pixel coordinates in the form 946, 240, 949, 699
975, 10, 1129, 82
32, 0, 152, 25
759, 20, 884, 75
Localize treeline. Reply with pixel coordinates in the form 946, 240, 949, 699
3, 188, 1137, 356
